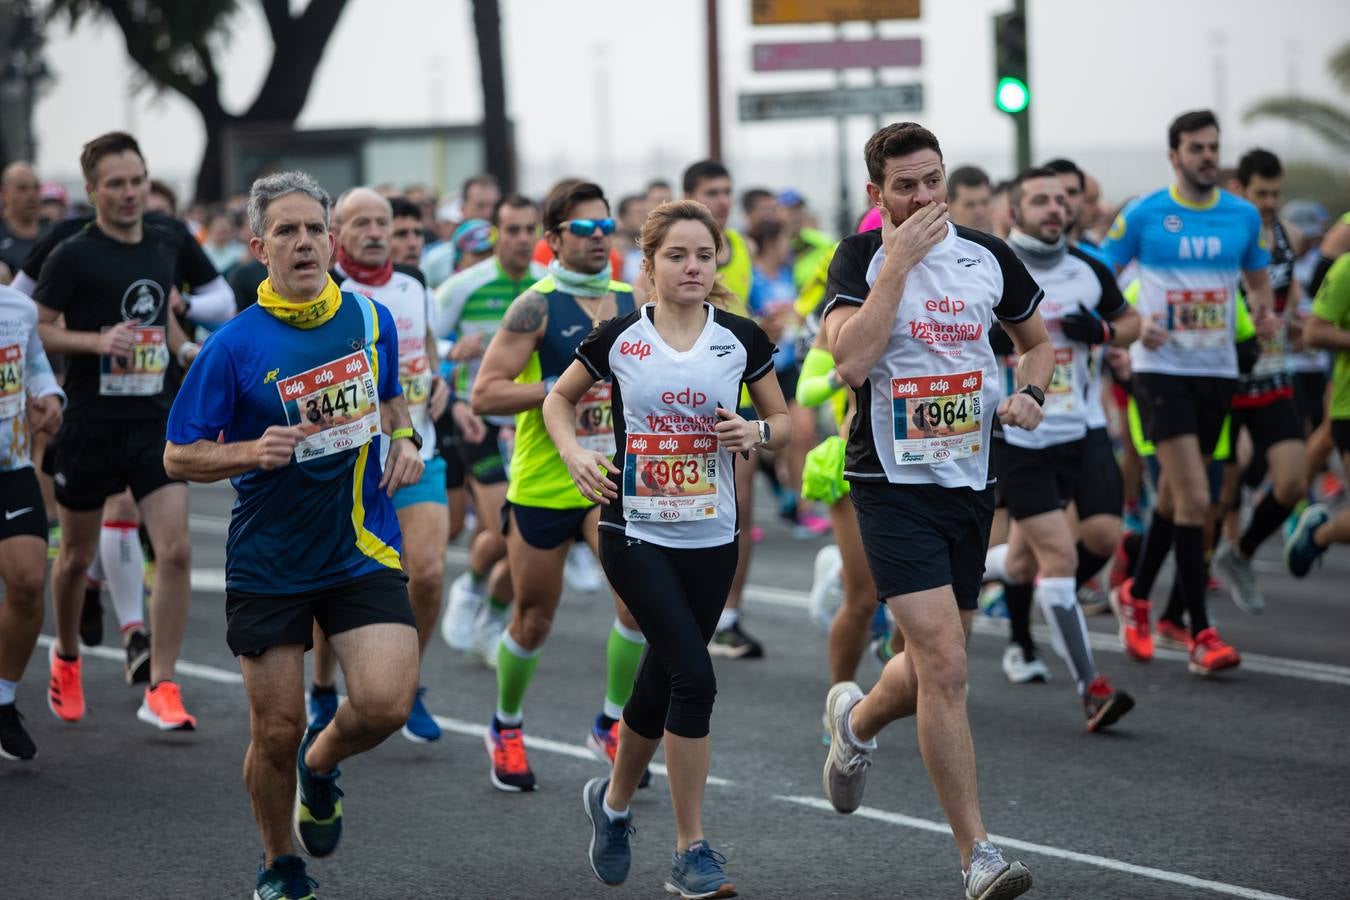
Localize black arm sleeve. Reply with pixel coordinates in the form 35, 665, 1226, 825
175, 222, 222, 289
32, 240, 80, 315
821, 233, 879, 321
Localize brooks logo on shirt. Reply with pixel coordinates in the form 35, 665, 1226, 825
620, 340, 652, 360
710, 344, 736, 357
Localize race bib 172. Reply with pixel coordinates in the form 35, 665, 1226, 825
100, 326, 168, 397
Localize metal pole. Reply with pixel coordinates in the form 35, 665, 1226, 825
871, 21, 884, 133
706, 0, 722, 160
1013, 0, 1031, 172
835, 23, 852, 237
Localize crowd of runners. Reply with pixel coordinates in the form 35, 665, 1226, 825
1, 106, 1348, 900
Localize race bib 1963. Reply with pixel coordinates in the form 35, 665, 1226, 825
100, 326, 168, 397
891, 370, 983, 465
576, 382, 615, 455
622, 433, 719, 523
277, 350, 380, 462
0, 343, 22, 420
1166, 289, 1228, 349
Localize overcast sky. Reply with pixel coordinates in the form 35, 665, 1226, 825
30, 0, 1349, 213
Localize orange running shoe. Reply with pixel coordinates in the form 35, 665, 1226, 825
47, 643, 85, 722
1188, 628, 1241, 676
585, 715, 652, 789
1109, 577, 1154, 662
485, 720, 536, 792
137, 681, 197, 731
1155, 618, 1191, 650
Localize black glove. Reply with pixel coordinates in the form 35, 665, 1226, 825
988, 321, 1015, 356
1060, 304, 1115, 346
1236, 337, 1260, 374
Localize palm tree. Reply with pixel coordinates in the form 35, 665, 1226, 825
1245, 42, 1350, 154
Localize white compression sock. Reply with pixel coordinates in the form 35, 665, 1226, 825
984, 543, 1010, 583
100, 522, 144, 632
1034, 576, 1097, 695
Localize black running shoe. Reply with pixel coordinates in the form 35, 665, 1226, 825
709, 620, 764, 659
0, 703, 37, 761
124, 629, 151, 685
80, 582, 104, 647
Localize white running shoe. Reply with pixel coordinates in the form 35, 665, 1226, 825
564, 543, 604, 594
1001, 645, 1051, 684
808, 545, 844, 630
473, 611, 505, 670
442, 572, 485, 651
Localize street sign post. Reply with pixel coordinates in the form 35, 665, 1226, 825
738, 83, 923, 122
752, 37, 922, 72
751, 0, 921, 25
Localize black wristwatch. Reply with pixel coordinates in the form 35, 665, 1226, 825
1018, 385, 1045, 407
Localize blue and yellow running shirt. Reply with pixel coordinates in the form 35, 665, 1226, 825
1101, 186, 1268, 379
166, 292, 405, 595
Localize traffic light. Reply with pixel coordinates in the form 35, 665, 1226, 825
993, 10, 1029, 115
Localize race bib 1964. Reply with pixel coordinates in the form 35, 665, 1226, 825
277, 350, 380, 462
0, 343, 22, 420
100, 326, 168, 396
891, 370, 983, 465
622, 433, 718, 523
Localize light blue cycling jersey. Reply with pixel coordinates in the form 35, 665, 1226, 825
1101, 186, 1269, 379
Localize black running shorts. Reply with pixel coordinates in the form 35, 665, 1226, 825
48, 419, 180, 512
1074, 427, 1123, 520
1131, 373, 1235, 456
1333, 419, 1350, 457
0, 468, 47, 541
849, 480, 995, 610
225, 568, 414, 657
993, 437, 1082, 521
1232, 397, 1304, 488
503, 501, 593, 551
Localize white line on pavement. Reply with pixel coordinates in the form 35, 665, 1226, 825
37, 630, 1308, 895
775, 796, 1301, 900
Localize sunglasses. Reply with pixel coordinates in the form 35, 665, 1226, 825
559, 218, 616, 237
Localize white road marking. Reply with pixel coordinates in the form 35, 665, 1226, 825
776, 795, 1301, 900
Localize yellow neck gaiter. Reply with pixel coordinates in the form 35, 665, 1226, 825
257, 275, 342, 329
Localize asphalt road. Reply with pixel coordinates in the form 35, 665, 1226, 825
3, 480, 1348, 899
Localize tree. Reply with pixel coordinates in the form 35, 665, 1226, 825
471, 0, 514, 192
1246, 42, 1350, 155
49, 0, 350, 201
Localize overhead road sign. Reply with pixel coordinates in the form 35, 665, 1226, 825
752, 37, 922, 71
738, 83, 923, 122
751, 0, 921, 25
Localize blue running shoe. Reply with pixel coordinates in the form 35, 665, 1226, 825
665, 840, 736, 899
307, 687, 337, 732
293, 731, 343, 858
1285, 502, 1332, 578
255, 854, 318, 899
401, 686, 441, 743
582, 776, 634, 886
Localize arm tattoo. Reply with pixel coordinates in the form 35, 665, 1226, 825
503, 292, 547, 333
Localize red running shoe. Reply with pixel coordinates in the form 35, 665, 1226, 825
1109, 578, 1154, 662
1188, 627, 1241, 676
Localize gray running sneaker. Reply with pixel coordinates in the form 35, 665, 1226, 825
664, 840, 736, 899
1213, 542, 1264, 614
963, 840, 1032, 900
582, 776, 633, 886
821, 681, 874, 814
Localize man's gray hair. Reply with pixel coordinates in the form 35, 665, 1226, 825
247, 171, 331, 237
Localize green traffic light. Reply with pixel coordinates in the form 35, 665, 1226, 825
996, 76, 1030, 114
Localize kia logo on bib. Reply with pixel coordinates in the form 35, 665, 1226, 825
661, 387, 707, 406
933, 449, 951, 460
925, 296, 966, 314
659, 510, 681, 521
620, 340, 652, 360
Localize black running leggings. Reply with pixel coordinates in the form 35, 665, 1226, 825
598, 532, 738, 740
